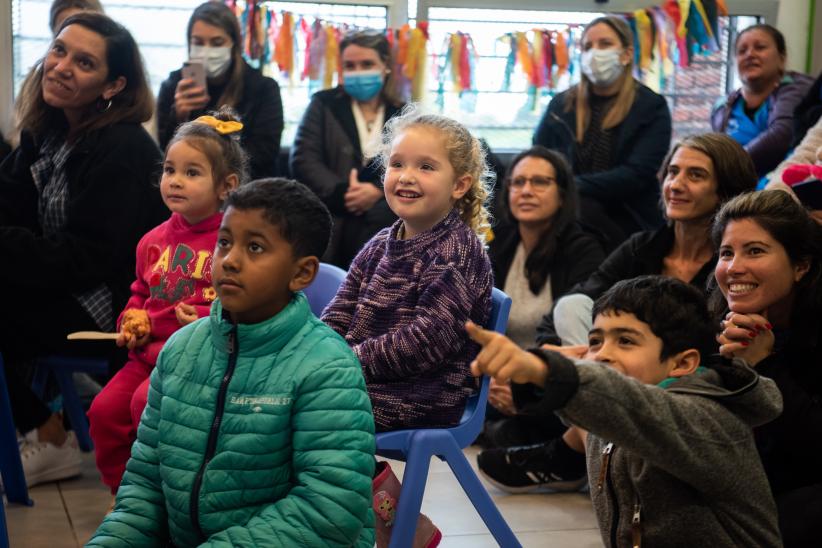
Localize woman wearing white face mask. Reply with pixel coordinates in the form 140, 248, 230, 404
534, 15, 672, 253
290, 30, 405, 268
156, 1, 283, 179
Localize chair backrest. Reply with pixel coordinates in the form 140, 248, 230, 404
303, 262, 347, 317
458, 288, 512, 428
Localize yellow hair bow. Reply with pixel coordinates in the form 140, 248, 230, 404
194, 115, 243, 135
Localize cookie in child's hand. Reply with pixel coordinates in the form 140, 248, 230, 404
122, 309, 150, 338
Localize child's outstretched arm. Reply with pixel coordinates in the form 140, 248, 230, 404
86, 358, 170, 546
357, 263, 491, 381
466, 321, 549, 386
199, 352, 375, 547
468, 322, 784, 496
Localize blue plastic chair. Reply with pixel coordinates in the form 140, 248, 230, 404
31, 355, 107, 453
375, 288, 519, 548
1, 354, 34, 548
303, 262, 347, 316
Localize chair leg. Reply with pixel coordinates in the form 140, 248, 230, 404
388, 441, 433, 548
0, 361, 32, 507
30, 365, 48, 399
53, 370, 93, 452
0, 498, 9, 548
441, 444, 521, 548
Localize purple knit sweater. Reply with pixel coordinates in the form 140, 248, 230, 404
322, 208, 493, 431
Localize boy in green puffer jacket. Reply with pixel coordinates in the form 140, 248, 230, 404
88, 179, 376, 547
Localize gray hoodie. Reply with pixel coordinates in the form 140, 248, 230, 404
515, 350, 783, 548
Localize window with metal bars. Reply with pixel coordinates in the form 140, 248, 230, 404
10, 0, 759, 151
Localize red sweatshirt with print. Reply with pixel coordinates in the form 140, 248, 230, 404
118, 211, 221, 367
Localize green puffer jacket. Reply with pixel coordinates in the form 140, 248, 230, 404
88, 293, 376, 547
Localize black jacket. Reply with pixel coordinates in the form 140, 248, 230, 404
535, 225, 716, 345
489, 222, 604, 306
754, 322, 822, 496
290, 86, 404, 201
0, 123, 168, 317
289, 87, 404, 267
533, 84, 670, 237
157, 61, 284, 180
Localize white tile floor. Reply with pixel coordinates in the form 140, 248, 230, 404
5, 446, 602, 547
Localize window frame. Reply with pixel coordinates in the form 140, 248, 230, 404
0, 0, 780, 140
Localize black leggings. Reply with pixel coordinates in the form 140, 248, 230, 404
1, 294, 115, 433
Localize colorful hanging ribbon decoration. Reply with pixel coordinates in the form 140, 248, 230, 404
226, 0, 724, 107
403, 23, 429, 101
634, 9, 654, 70
324, 25, 339, 90
499, 33, 517, 92
228, 2, 428, 102
554, 31, 569, 80
435, 32, 477, 107
498, 27, 572, 97
272, 11, 295, 79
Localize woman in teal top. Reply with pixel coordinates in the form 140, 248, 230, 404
711, 24, 812, 179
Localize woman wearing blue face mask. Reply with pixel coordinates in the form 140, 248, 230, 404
290, 30, 405, 268
156, 1, 283, 179
534, 15, 672, 253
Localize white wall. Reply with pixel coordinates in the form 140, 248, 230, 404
775, 0, 812, 72
1, 0, 14, 140
813, 0, 822, 74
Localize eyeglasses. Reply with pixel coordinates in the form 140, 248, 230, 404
508, 176, 556, 192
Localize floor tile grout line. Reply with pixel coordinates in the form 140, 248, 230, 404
57, 482, 82, 548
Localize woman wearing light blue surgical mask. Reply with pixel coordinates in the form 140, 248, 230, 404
156, 1, 283, 179
534, 15, 672, 254
290, 30, 405, 268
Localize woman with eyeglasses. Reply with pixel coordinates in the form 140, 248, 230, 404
482, 146, 603, 447
533, 15, 671, 252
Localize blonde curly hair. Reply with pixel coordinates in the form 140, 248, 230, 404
377, 105, 494, 239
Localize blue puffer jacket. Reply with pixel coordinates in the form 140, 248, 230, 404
88, 293, 376, 547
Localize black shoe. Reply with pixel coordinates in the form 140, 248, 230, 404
477, 438, 587, 494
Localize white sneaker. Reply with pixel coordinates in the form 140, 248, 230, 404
20, 431, 82, 487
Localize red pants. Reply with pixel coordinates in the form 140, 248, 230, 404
87, 359, 151, 493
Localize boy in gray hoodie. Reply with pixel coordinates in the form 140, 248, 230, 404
466, 275, 783, 547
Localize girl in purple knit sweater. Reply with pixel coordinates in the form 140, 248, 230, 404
322, 107, 493, 547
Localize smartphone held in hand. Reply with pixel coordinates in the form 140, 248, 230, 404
182, 60, 207, 90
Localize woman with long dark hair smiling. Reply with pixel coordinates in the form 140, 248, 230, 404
712, 190, 822, 546
0, 13, 167, 487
